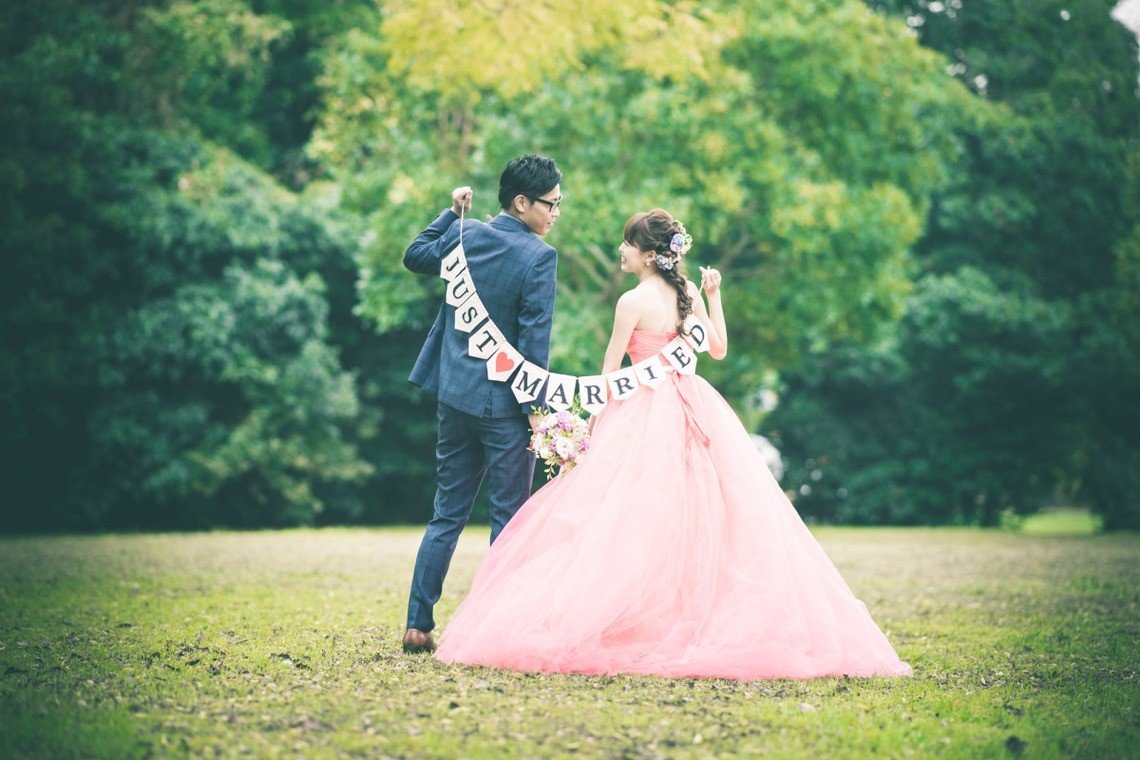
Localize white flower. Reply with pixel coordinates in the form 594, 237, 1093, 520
529, 405, 591, 479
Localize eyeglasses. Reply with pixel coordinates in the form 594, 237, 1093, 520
528, 195, 562, 211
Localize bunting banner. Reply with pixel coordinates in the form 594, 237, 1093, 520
487, 344, 524, 382
510, 360, 549, 404
445, 269, 476, 308
438, 240, 707, 413
440, 243, 467, 281
662, 336, 699, 375
606, 366, 641, 402
633, 355, 670, 388
543, 373, 578, 412
576, 374, 609, 416
454, 293, 488, 333
469, 322, 505, 360
681, 314, 711, 353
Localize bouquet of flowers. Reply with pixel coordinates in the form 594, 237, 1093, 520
529, 407, 591, 479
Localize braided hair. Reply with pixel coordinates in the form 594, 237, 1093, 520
622, 208, 694, 333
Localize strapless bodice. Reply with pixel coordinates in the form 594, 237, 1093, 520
627, 330, 677, 363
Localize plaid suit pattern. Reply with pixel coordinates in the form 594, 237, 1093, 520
406, 210, 558, 417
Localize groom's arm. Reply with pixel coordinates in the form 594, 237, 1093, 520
516, 247, 558, 414
403, 209, 461, 275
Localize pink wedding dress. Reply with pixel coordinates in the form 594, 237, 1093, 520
434, 330, 912, 680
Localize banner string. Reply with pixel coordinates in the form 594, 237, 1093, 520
458, 196, 466, 250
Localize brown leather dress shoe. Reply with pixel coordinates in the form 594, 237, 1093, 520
402, 628, 436, 654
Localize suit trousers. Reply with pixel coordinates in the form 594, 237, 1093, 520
406, 402, 535, 632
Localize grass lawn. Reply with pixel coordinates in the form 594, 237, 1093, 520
1, 522, 1137, 758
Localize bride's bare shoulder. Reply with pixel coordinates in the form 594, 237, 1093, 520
613, 289, 641, 317
616, 288, 643, 306
615, 284, 657, 321
621, 283, 654, 304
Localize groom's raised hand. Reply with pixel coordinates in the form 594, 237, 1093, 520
451, 186, 473, 216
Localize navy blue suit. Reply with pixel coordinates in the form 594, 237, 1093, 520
403, 209, 557, 633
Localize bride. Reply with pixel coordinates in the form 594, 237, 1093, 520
434, 208, 911, 680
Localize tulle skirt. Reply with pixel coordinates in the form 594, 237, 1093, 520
435, 365, 911, 680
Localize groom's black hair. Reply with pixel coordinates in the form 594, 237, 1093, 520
498, 155, 562, 210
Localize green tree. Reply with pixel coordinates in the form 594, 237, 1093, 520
0, 0, 376, 530
312, 0, 970, 400
767, 0, 1140, 527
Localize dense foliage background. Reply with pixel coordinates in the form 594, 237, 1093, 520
2, 0, 1137, 531
767, 0, 1140, 529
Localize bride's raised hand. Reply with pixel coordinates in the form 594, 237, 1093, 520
699, 266, 722, 298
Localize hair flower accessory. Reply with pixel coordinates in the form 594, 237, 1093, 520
654, 220, 692, 271
671, 221, 693, 255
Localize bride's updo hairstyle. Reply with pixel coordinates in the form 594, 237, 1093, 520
623, 208, 695, 332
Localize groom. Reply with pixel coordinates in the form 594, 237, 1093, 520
401, 155, 562, 653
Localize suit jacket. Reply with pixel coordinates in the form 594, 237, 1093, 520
405, 210, 558, 418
